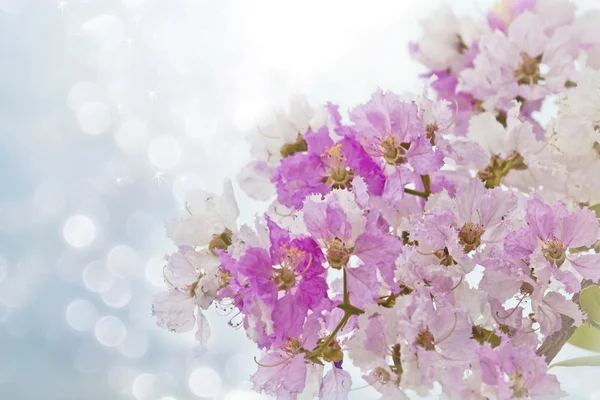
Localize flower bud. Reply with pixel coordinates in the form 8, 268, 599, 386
280, 134, 308, 158
209, 228, 233, 255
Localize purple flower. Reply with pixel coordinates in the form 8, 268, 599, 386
219, 217, 331, 348
273, 126, 385, 209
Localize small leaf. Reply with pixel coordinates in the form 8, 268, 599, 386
568, 322, 600, 352
589, 203, 600, 219
550, 355, 600, 368
564, 80, 578, 88
580, 285, 600, 323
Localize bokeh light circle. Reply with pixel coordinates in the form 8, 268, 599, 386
77, 101, 112, 135
95, 316, 126, 347
63, 215, 96, 248
65, 299, 99, 331
189, 367, 221, 398
148, 135, 182, 169
82, 14, 124, 50
132, 373, 156, 400
107, 245, 139, 277
115, 118, 149, 154
67, 81, 102, 111
145, 257, 165, 287
101, 277, 132, 308
119, 331, 148, 359
83, 261, 115, 293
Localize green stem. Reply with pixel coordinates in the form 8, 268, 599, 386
404, 188, 429, 198
404, 175, 432, 199
420, 175, 431, 195
306, 268, 363, 360
343, 265, 349, 304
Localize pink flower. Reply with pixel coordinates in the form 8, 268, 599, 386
349, 89, 444, 175
273, 126, 385, 209
477, 340, 565, 399
460, 12, 576, 104
510, 196, 600, 290
487, 0, 536, 32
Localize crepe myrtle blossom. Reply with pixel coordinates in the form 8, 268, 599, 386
218, 217, 331, 349
152, 246, 220, 345
460, 11, 577, 106
505, 196, 600, 290
238, 95, 330, 201
463, 101, 545, 190
349, 88, 444, 175
478, 340, 565, 400
153, 1, 600, 398
165, 178, 239, 250
273, 124, 385, 209
302, 190, 403, 292
408, 4, 485, 74
553, 66, 600, 156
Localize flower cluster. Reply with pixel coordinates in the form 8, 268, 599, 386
153, 1, 600, 399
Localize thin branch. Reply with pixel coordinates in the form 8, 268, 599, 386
536, 279, 596, 364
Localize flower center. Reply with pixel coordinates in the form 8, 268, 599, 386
284, 337, 304, 355
271, 245, 307, 290
218, 269, 232, 289
379, 134, 411, 165
280, 133, 308, 158
325, 237, 352, 269
514, 53, 543, 86
458, 222, 485, 253
209, 228, 233, 255
415, 329, 436, 351
372, 367, 391, 384
510, 370, 528, 399
477, 151, 527, 188
542, 238, 566, 267
434, 247, 457, 266
321, 144, 355, 189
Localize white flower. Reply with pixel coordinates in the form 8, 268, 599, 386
238, 95, 328, 201
468, 101, 540, 166
166, 178, 239, 248
412, 5, 486, 72
152, 246, 219, 346
554, 66, 600, 155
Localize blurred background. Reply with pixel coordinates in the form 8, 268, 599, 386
1, 0, 600, 399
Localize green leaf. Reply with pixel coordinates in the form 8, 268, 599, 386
564, 80, 578, 88
589, 203, 600, 219
550, 355, 600, 369
568, 322, 600, 352
580, 285, 600, 323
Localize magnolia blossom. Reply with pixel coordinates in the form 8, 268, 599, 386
152, 1, 600, 399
